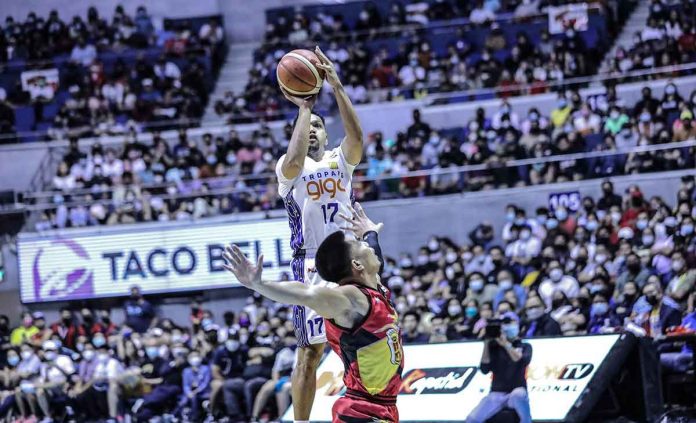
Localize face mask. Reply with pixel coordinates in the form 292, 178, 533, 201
636, 219, 648, 230
225, 340, 240, 352
506, 212, 516, 222
470, 279, 484, 292
462, 252, 473, 261
546, 219, 559, 229
21, 351, 32, 360
93, 337, 106, 348
591, 302, 609, 316
502, 324, 519, 339
665, 86, 676, 95
595, 254, 607, 264
645, 295, 659, 306
465, 307, 478, 318
7, 356, 19, 366
681, 225, 694, 236
556, 209, 569, 221
201, 318, 212, 327
446, 252, 458, 264
642, 235, 654, 245
585, 221, 598, 231
537, 215, 547, 225
146, 347, 159, 360
672, 260, 684, 272
82, 350, 95, 361
520, 230, 531, 240
447, 305, 462, 317
526, 307, 544, 320
549, 268, 563, 282
498, 279, 513, 290
188, 357, 202, 367
44, 351, 57, 361
97, 353, 109, 363
611, 212, 621, 223
428, 240, 439, 251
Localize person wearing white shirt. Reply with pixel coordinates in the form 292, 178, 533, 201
470, 0, 496, 24
641, 18, 664, 42
70, 38, 97, 67
539, 260, 580, 308
505, 225, 542, 272
36, 341, 76, 423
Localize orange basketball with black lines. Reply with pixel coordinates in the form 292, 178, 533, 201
277, 49, 326, 96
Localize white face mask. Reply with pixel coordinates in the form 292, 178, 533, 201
549, 268, 563, 282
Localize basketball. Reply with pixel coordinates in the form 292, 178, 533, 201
277, 49, 325, 97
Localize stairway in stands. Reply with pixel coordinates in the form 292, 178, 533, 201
202, 42, 260, 126
596, 1, 651, 76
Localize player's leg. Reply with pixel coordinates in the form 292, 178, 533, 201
291, 341, 324, 421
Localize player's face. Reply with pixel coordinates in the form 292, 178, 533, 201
351, 241, 381, 275
308, 114, 328, 157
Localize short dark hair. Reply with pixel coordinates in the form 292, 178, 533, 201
316, 231, 354, 282
291, 112, 325, 131
403, 311, 420, 323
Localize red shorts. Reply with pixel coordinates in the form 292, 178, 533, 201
332, 396, 399, 422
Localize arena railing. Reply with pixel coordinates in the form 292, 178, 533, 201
20, 140, 696, 216
5, 56, 693, 146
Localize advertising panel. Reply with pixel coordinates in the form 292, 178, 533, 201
18, 219, 293, 303
283, 335, 621, 422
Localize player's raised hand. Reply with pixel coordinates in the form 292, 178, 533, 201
279, 85, 317, 109
314, 46, 340, 88
222, 244, 264, 288
339, 202, 383, 239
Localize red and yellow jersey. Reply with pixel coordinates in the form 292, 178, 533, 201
325, 281, 404, 403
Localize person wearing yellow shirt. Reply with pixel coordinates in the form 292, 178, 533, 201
10, 312, 39, 346
550, 98, 572, 128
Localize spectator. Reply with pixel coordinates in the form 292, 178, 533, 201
178, 350, 211, 422
11, 312, 38, 346
538, 260, 580, 307
639, 281, 682, 337
467, 312, 532, 423
520, 295, 562, 337
123, 286, 156, 333
587, 293, 622, 334
250, 334, 296, 421
36, 340, 76, 423
401, 311, 429, 344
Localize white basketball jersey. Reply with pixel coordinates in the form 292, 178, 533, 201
276, 146, 356, 257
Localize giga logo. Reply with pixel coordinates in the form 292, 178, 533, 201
32, 239, 94, 301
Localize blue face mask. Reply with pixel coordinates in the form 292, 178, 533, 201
7, 356, 19, 367
93, 337, 106, 348
591, 302, 609, 316
465, 307, 478, 318
546, 219, 559, 229
146, 347, 159, 360
502, 324, 519, 339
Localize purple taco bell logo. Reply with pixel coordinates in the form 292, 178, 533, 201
32, 239, 94, 301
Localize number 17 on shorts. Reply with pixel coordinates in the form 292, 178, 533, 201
293, 305, 327, 346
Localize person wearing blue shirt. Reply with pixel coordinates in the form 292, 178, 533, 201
179, 350, 211, 422
493, 270, 526, 311
123, 286, 156, 334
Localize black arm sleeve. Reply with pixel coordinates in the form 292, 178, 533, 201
363, 231, 384, 275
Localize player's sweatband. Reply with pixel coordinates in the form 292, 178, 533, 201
363, 231, 384, 274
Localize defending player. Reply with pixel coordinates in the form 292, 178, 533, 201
275, 46, 364, 422
222, 204, 403, 423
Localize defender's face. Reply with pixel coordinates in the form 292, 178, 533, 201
351, 241, 381, 275
308, 114, 328, 156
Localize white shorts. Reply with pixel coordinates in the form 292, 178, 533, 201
290, 255, 336, 347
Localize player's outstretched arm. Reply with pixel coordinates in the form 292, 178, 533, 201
279, 88, 316, 180
314, 46, 363, 166
222, 245, 367, 324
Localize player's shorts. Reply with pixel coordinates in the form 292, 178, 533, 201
332, 396, 399, 423
291, 254, 336, 347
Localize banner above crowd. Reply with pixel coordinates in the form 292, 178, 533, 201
17, 219, 293, 303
